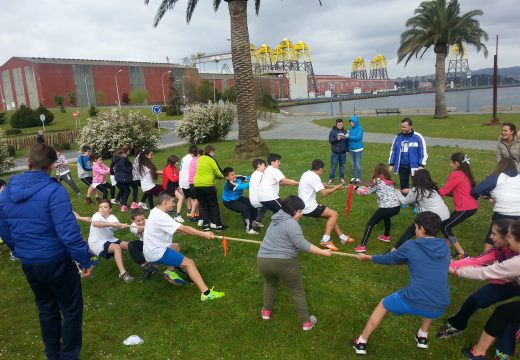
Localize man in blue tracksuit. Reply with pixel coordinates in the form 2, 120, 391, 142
328, 118, 349, 184
388, 118, 428, 190
347, 115, 364, 184
0, 144, 93, 360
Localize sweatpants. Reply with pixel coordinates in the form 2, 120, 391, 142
255, 206, 268, 223
484, 300, 520, 356
116, 182, 131, 206
260, 199, 283, 214
360, 206, 401, 247
224, 197, 258, 230
448, 283, 520, 331
56, 172, 81, 194
128, 240, 145, 266
441, 209, 477, 244
194, 186, 223, 227
257, 257, 310, 323
131, 180, 140, 203
95, 183, 115, 200
398, 165, 412, 189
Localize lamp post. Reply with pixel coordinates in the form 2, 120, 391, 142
466, 68, 472, 112
115, 69, 123, 109
84, 75, 91, 108
161, 70, 172, 106
211, 56, 220, 103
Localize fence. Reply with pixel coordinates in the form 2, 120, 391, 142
5, 130, 82, 150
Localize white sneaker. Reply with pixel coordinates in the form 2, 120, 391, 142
138, 202, 149, 210
197, 219, 203, 227
174, 215, 185, 223
246, 229, 259, 235
210, 223, 217, 229
110, 199, 120, 205
252, 220, 264, 228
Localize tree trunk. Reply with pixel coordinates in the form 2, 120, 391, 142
227, 0, 269, 158
434, 50, 448, 118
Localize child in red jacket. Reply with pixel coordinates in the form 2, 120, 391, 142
162, 155, 185, 223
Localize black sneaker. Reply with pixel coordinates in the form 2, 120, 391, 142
437, 324, 463, 339
203, 225, 211, 232
462, 346, 486, 360
141, 263, 156, 281
352, 338, 367, 355
215, 224, 229, 231
415, 333, 428, 349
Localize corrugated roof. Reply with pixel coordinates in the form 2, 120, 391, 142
15, 57, 185, 68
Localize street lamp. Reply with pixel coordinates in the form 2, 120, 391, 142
211, 56, 220, 103
84, 75, 91, 108
466, 68, 472, 112
161, 70, 172, 106
115, 69, 123, 109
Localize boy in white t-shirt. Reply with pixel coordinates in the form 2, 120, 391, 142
298, 159, 354, 251
249, 159, 268, 228
258, 153, 299, 214
143, 191, 225, 301
88, 200, 134, 282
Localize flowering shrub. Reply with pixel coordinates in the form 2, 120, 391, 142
78, 109, 160, 156
0, 129, 15, 175
176, 102, 235, 144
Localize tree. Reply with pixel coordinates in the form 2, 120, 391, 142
397, 0, 488, 118
54, 95, 65, 112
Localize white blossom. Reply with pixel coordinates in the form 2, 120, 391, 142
0, 129, 14, 175
176, 102, 235, 144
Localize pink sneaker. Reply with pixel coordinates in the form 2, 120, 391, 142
120, 205, 129, 212
261, 309, 271, 320
302, 315, 317, 331
377, 234, 391, 243
130, 202, 140, 209
354, 245, 367, 253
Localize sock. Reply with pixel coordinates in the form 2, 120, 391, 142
357, 335, 367, 344
203, 289, 210, 296
418, 328, 428, 338
322, 235, 331, 242
339, 234, 348, 241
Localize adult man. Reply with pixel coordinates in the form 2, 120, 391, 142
298, 159, 353, 251
388, 118, 428, 190
0, 144, 93, 360
328, 118, 349, 184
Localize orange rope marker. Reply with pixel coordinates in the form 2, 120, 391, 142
221, 236, 229, 256
344, 184, 354, 221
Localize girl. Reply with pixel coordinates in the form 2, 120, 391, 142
87, 200, 134, 282
91, 154, 116, 201
354, 163, 401, 253
496, 122, 520, 172
113, 145, 134, 212
393, 169, 450, 249
257, 196, 331, 330
438, 219, 517, 340
471, 158, 520, 251
53, 145, 82, 196
438, 153, 478, 259
188, 149, 203, 221
162, 154, 185, 223
132, 150, 143, 209
138, 149, 164, 209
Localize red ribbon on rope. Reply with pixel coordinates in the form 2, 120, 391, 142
344, 184, 354, 222
221, 236, 228, 256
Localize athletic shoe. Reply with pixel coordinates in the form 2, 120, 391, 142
246, 229, 259, 235
173, 215, 185, 223
162, 270, 186, 286
261, 309, 271, 320
201, 287, 225, 301
130, 202, 140, 209
340, 178, 346, 185
350, 178, 356, 184
328, 179, 333, 184
463, 346, 486, 360
452, 253, 470, 261
138, 202, 149, 210
253, 220, 264, 228
415, 333, 428, 349
189, 215, 199, 222
215, 224, 229, 231
495, 349, 510, 360
437, 324, 463, 339
202, 225, 211, 232
110, 199, 120, 205
352, 338, 367, 355
354, 245, 367, 253
400, 204, 409, 209
320, 241, 338, 251
377, 234, 391, 243
302, 315, 317, 331
90, 254, 99, 266
119, 272, 135, 283
210, 223, 217, 229
198, 220, 204, 227
355, 178, 361, 184
120, 205, 129, 212
340, 235, 355, 245
412, 206, 418, 214
85, 197, 94, 205
141, 263, 156, 281
9, 251, 17, 261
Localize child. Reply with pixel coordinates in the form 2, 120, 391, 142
354, 163, 401, 253
87, 200, 134, 282
138, 149, 163, 209
179, 145, 198, 218
354, 212, 450, 355
131, 151, 143, 209
91, 154, 116, 201
438, 153, 478, 259
221, 167, 259, 234
112, 145, 134, 212
188, 149, 203, 221
162, 154, 185, 223
437, 219, 517, 340
297, 159, 352, 251
127, 208, 158, 280
249, 159, 267, 228
77, 145, 98, 205
257, 196, 331, 330
143, 191, 225, 301
347, 115, 364, 184
53, 145, 81, 196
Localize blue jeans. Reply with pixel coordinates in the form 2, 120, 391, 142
349, 151, 362, 179
329, 152, 346, 180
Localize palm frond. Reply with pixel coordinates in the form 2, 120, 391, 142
186, 0, 200, 22
255, 0, 261, 15
213, 0, 222, 12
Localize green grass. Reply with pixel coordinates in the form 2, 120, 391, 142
313, 113, 520, 141
0, 140, 501, 359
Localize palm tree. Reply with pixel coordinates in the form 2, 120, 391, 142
397, 0, 488, 118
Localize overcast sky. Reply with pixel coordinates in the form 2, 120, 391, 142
1, 0, 518, 78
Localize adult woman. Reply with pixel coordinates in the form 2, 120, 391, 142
496, 122, 520, 172
112, 144, 133, 212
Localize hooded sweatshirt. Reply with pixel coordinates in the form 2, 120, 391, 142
257, 210, 312, 259
348, 115, 364, 151
471, 168, 520, 216
0, 171, 91, 268
328, 125, 349, 154
113, 155, 133, 183
397, 188, 450, 221
372, 237, 451, 314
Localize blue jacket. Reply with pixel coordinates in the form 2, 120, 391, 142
372, 237, 450, 314
0, 171, 92, 268
222, 176, 249, 202
328, 126, 349, 154
348, 116, 364, 151
388, 130, 428, 171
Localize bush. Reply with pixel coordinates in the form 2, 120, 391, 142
130, 89, 148, 105
256, 93, 278, 112
176, 102, 235, 144
67, 92, 76, 106
88, 105, 98, 117
34, 104, 55, 125
7, 145, 15, 157
78, 108, 160, 156
0, 112, 6, 125
10, 105, 39, 128
54, 95, 65, 112
0, 129, 15, 175
221, 86, 236, 102
121, 93, 131, 105
5, 128, 21, 135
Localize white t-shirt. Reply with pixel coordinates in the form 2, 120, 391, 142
179, 154, 193, 189
258, 166, 285, 202
130, 221, 144, 241
143, 207, 182, 262
298, 170, 325, 214
88, 212, 120, 256
139, 166, 156, 192
249, 170, 263, 208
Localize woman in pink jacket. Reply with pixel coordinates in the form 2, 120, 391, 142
92, 153, 115, 201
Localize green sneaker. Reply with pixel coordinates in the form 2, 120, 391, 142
201, 287, 225, 301
162, 270, 186, 286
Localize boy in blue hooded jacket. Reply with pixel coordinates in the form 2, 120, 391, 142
347, 115, 364, 184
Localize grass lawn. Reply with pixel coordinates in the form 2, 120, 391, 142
0, 140, 502, 359
313, 113, 520, 141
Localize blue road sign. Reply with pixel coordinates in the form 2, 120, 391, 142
152, 105, 162, 115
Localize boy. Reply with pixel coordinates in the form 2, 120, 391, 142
221, 167, 259, 235
298, 159, 353, 251
143, 191, 225, 301
353, 211, 450, 355
77, 145, 98, 205
257, 153, 299, 214
249, 159, 267, 228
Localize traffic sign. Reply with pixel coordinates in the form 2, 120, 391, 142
152, 105, 162, 115
39, 114, 45, 122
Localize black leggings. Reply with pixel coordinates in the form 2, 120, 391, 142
194, 186, 223, 226
132, 180, 140, 203
441, 209, 477, 244
360, 206, 401, 247
395, 223, 416, 249
224, 197, 258, 230
484, 300, 520, 356
128, 240, 145, 266
96, 183, 115, 200
116, 182, 131, 206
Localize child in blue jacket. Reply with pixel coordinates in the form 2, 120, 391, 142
347, 115, 364, 184
222, 167, 259, 234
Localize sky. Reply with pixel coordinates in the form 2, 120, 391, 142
1, 0, 518, 78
